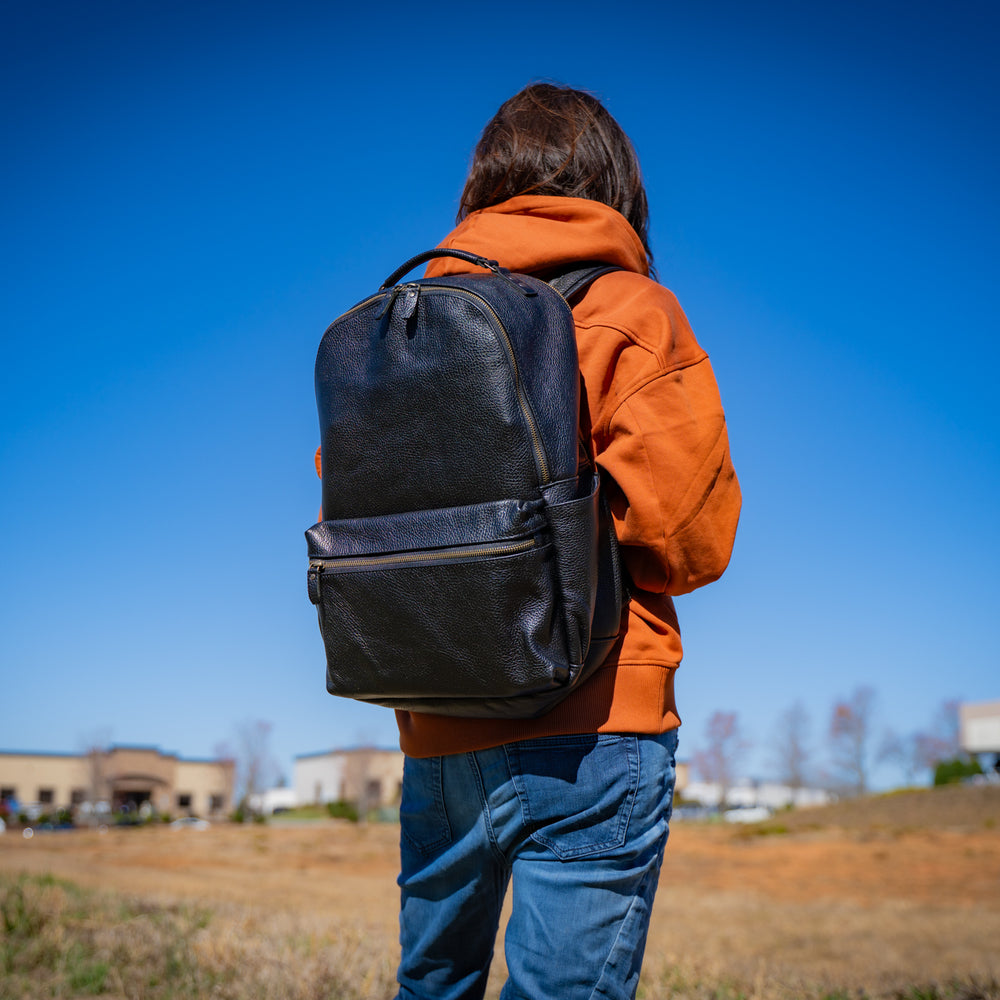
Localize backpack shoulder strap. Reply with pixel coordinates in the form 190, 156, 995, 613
543, 262, 632, 612
544, 262, 623, 304
539, 263, 624, 464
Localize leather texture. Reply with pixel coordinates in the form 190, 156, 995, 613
308, 250, 624, 718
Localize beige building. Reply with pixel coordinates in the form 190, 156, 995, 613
294, 747, 404, 813
675, 759, 690, 794
0, 746, 234, 819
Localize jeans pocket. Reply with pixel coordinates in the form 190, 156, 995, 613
399, 756, 452, 856
506, 734, 639, 860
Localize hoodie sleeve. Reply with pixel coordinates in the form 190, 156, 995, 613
597, 355, 741, 597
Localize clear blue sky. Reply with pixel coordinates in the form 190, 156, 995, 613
2, 0, 997, 789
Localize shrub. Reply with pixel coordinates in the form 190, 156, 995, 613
326, 800, 359, 822
933, 756, 983, 786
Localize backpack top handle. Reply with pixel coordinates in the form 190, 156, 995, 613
380, 249, 537, 296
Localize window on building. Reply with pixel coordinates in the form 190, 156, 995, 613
1, 787, 16, 803
177, 793, 192, 810
38, 788, 54, 805
365, 779, 383, 805
71, 789, 86, 805
209, 794, 224, 813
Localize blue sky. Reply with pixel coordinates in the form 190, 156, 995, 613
2, 0, 997, 789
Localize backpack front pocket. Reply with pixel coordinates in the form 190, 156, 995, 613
305, 497, 572, 710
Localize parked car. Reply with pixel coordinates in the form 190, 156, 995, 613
723, 805, 772, 824
170, 816, 210, 830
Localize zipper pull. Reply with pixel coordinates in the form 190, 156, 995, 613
398, 283, 420, 320
376, 283, 420, 320
307, 563, 322, 604
376, 286, 402, 319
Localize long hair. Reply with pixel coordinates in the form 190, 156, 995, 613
458, 83, 652, 263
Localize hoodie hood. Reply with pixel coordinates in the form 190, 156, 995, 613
424, 196, 649, 278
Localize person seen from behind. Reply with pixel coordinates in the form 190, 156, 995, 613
385, 83, 742, 1000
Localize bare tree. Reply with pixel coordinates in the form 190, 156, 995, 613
877, 729, 921, 786
77, 728, 113, 812
828, 686, 877, 796
878, 699, 963, 787
768, 701, 812, 790
231, 720, 279, 813
212, 741, 237, 816
692, 711, 749, 808
913, 698, 962, 772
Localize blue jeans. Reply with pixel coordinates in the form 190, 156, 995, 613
395, 730, 678, 1000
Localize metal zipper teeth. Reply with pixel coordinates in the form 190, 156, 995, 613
310, 537, 536, 572
328, 279, 419, 329
327, 292, 389, 328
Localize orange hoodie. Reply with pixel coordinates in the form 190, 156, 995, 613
319, 195, 741, 757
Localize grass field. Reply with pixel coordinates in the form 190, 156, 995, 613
2, 784, 999, 999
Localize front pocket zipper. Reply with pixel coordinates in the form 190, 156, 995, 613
308, 537, 537, 600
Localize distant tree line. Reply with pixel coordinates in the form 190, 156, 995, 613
692, 689, 985, 799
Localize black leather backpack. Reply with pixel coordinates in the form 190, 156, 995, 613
306, 248, 624, 718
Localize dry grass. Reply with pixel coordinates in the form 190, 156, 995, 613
1, 785, 999, 998
0, 872, 395, 999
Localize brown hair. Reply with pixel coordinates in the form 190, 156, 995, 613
458, 83, 652, 262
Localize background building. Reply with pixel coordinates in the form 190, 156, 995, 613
960, 700, 1000, 760
294, 747, 404, 815
0, 746, 234, 819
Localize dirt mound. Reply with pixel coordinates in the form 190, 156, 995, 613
760, 781, 1000, 833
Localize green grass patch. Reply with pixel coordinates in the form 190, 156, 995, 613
0, 872, 214, 999
744, 821, 791, 837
